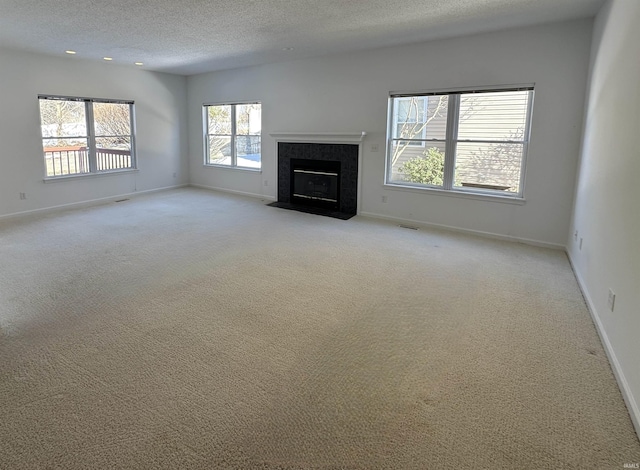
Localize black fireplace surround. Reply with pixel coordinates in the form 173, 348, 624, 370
276, 142, 358, 216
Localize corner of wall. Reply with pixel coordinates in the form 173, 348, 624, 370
566, 249, 640, 439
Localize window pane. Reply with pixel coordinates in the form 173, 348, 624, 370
39, 99, 86, 138
93, 102, 131, 137
42, 138, 89, 177
236, 103, 261, 135
396, 98, 425, 123
389, 140, 445, 187
236, 136, 261, 168
96, 137, 132, 171
392, 95, 448, 141
207, 105, 232, 134
458, 91, 529, 141
454, 142, 524, 193
208, 136, 231, 165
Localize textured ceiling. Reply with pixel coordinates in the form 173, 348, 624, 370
0, 0, 605, 76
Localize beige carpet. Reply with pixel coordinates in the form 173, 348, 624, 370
1, 188, 638, 469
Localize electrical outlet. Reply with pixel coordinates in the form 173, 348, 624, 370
382, 195, 388, 203
579, 238, 583, 250
19, 192, 26, 200
607, 289, 616, 312
371, 144, 379, 152
263, 180, 268, 186
172, 172, 177, 178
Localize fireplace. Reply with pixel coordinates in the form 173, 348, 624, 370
272, 141, 359, 219
291, 158, 340, 210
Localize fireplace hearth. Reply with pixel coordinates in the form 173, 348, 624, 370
270, 141, 359, 219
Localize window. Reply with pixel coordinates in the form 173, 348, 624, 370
39, 95, 135, 178
204, 102, 261, 169
394, 97, 429, 146
386, 87, 534, 197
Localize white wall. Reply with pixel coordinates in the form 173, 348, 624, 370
187, 20, 593, 247
0, 48, 188, 218
568, 0, 640, 434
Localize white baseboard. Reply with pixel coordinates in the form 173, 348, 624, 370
0, 184, 188, 221
566, 251, 640, 439
358, 211, 565, 250
189, 183, 277, 202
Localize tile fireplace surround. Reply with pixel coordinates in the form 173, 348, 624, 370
270, 132, 366, 217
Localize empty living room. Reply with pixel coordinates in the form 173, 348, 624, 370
1, 0, 639, 468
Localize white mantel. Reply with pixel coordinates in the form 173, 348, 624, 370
269, 131, 366, 144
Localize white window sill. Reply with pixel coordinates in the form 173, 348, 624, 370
44, 169, 139, 183
383, 183, 526, 205
203, 164, 262, 173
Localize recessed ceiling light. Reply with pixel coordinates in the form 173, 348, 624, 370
282, 47, 294, 51
103, 57, 113, 61
65, 50, 76, 55
134, 62, 144, 66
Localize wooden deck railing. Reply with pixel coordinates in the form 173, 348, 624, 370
44, 146, 131, 176
96, 148, 131, 171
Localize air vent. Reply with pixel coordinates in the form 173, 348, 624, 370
114, 198, 130, 203
399, 224, 418, 230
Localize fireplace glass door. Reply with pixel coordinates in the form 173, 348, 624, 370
290, 159, 340, 210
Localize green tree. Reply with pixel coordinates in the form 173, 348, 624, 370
391, 96, 447, 167
398, 147, 445, 186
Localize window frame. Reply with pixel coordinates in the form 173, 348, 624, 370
38, 95, 136, 179
202, 101, 262, 170
385, 85, 534, 199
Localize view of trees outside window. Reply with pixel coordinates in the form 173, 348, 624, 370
391, 95, 448, 188
206, 103, 261, 169
39, 97, 134, 177
93, 102, 132, 171
206, 105, 232, 165
39, 99, 89, 176
398, 146, 445, 187
389, 90, 532, 194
